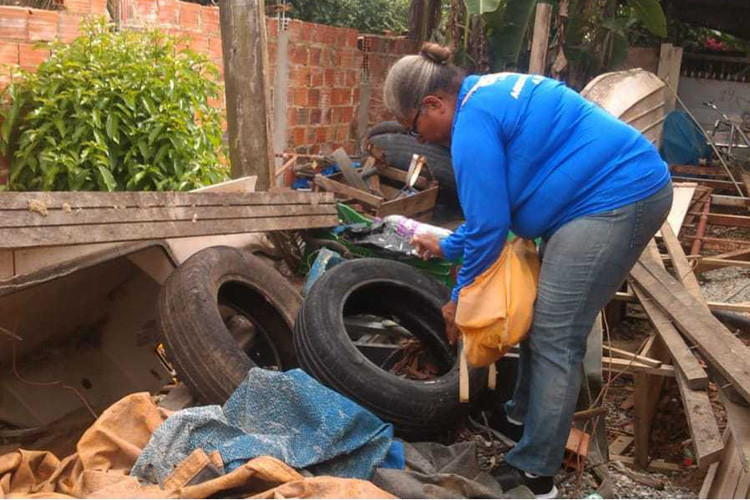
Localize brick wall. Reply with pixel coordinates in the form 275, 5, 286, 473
0, 0, 417, 185
361, 34, 418, 127
285, 19, 362, 155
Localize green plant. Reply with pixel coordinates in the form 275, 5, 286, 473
1, 19, 228, 192
286, 0, 410, 34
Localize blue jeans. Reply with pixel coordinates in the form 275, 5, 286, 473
504, 181, 673, 476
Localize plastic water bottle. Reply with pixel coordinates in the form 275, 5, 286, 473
382, 215, 452, 240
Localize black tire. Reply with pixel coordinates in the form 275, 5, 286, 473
294, 258, 484, 439
366, 120, 406, 139
367, 131, 463, 221
158, 246, 301, 404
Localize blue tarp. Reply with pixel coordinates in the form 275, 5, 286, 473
660, 110, 712, 166
132, 368, 402, 485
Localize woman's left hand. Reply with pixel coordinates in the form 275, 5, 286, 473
441, 300, 458, 346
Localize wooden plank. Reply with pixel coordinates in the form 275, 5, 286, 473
712, 195, 750, 208
611, 455, 683, 472
378, 166, 431, 190
684, 213, 750, 228
313, 175, 383, 207
602, 356, 675, 377
0, 204, 336, 228
675, 370, 724, 469
733, 470, 750, 499
192, 175, 257, 193
632, 284, 709, 389
603, 345, 662, 368
0, 214, 338, 249
660, 222, 704, 301
719, 386, 750, 472
630, 260, 750, 403
715, 248, 750, 261
378, 187, 438, 218
717, 436, 743, 499
220, 0, 274, 188
0, 250, 13, 280
615, 290, 750, 314
609, 435, 634, 456
698, 259, 750, 272
670, 164, 730, 178
660, 182, 696, 235
274, 154, 298, 178
0, 191, 335, 210
700, 462, 720, 498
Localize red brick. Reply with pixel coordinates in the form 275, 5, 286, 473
353, 88, 361, 103
179, 1, 201, 30
333, 71, 345, 87
202, 6, 220, 34
341, 106, 354, 123
324, 68, 334, 86
0, 8, 28, 40
90, 0, 108, 15
308, 89, 320, 107
286, 107, 297, 128
266, 18, 278, 38
309, 47, 321, 66
316, 126, 327, 143
309, 109, 322, 125
19, 43, 48, 71
293, 88, 307, 106
27, 10, 57, 42
331, 107, 342, 124
57, 14, 81, 43
65, 0, 90, 15
305, 127, 316, 143
134, 0, 158, 23
0, 42, 18, 65
157, 0, 179, 24
324, 108, 333, 125
291, 46, 308, 65
208, 36, 223, 62
291, 127, 305, 146
189, 33, 209, 54
310, 69, 323, 88
332, 88, 351, 106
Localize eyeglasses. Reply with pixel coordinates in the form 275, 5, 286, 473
408, 106, 423, 137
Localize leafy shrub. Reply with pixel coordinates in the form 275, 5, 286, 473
1, 19, 228, 191
287, 0, 410, 35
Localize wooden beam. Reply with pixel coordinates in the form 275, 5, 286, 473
602, 357, 675, 377
658, 43, 683, 110
529, 2, 552, 75
719, 386, 750, 472
660, 222, 703, 305
220, 0, 274, 189
632, 284, 709, 389
631, 259, 750, 403
0, 191, 335, 210
603, 345, 662, 368
675, 373, 724, 469
614, 290, 750, 314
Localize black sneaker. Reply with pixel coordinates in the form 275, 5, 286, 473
494, 463, 558, 499
486, 405, 524, 444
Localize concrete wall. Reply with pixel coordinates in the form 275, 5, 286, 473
678, 77, 750, 129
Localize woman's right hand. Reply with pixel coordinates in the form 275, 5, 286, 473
411, 233, 444, 261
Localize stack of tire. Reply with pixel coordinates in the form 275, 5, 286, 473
366, 121, 463, 223
293, 258, 484, 440
158, 247, 482, 440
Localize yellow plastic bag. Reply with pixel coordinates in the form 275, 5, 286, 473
455, 238, 540, 367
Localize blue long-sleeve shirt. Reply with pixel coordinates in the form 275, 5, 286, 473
440, 74, 670, 301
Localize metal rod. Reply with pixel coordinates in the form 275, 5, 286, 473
691, 198, 711, 256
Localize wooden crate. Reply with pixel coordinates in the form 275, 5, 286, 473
313, 165, 438, 219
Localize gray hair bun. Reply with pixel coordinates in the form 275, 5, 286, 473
420, 43, 452, 65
